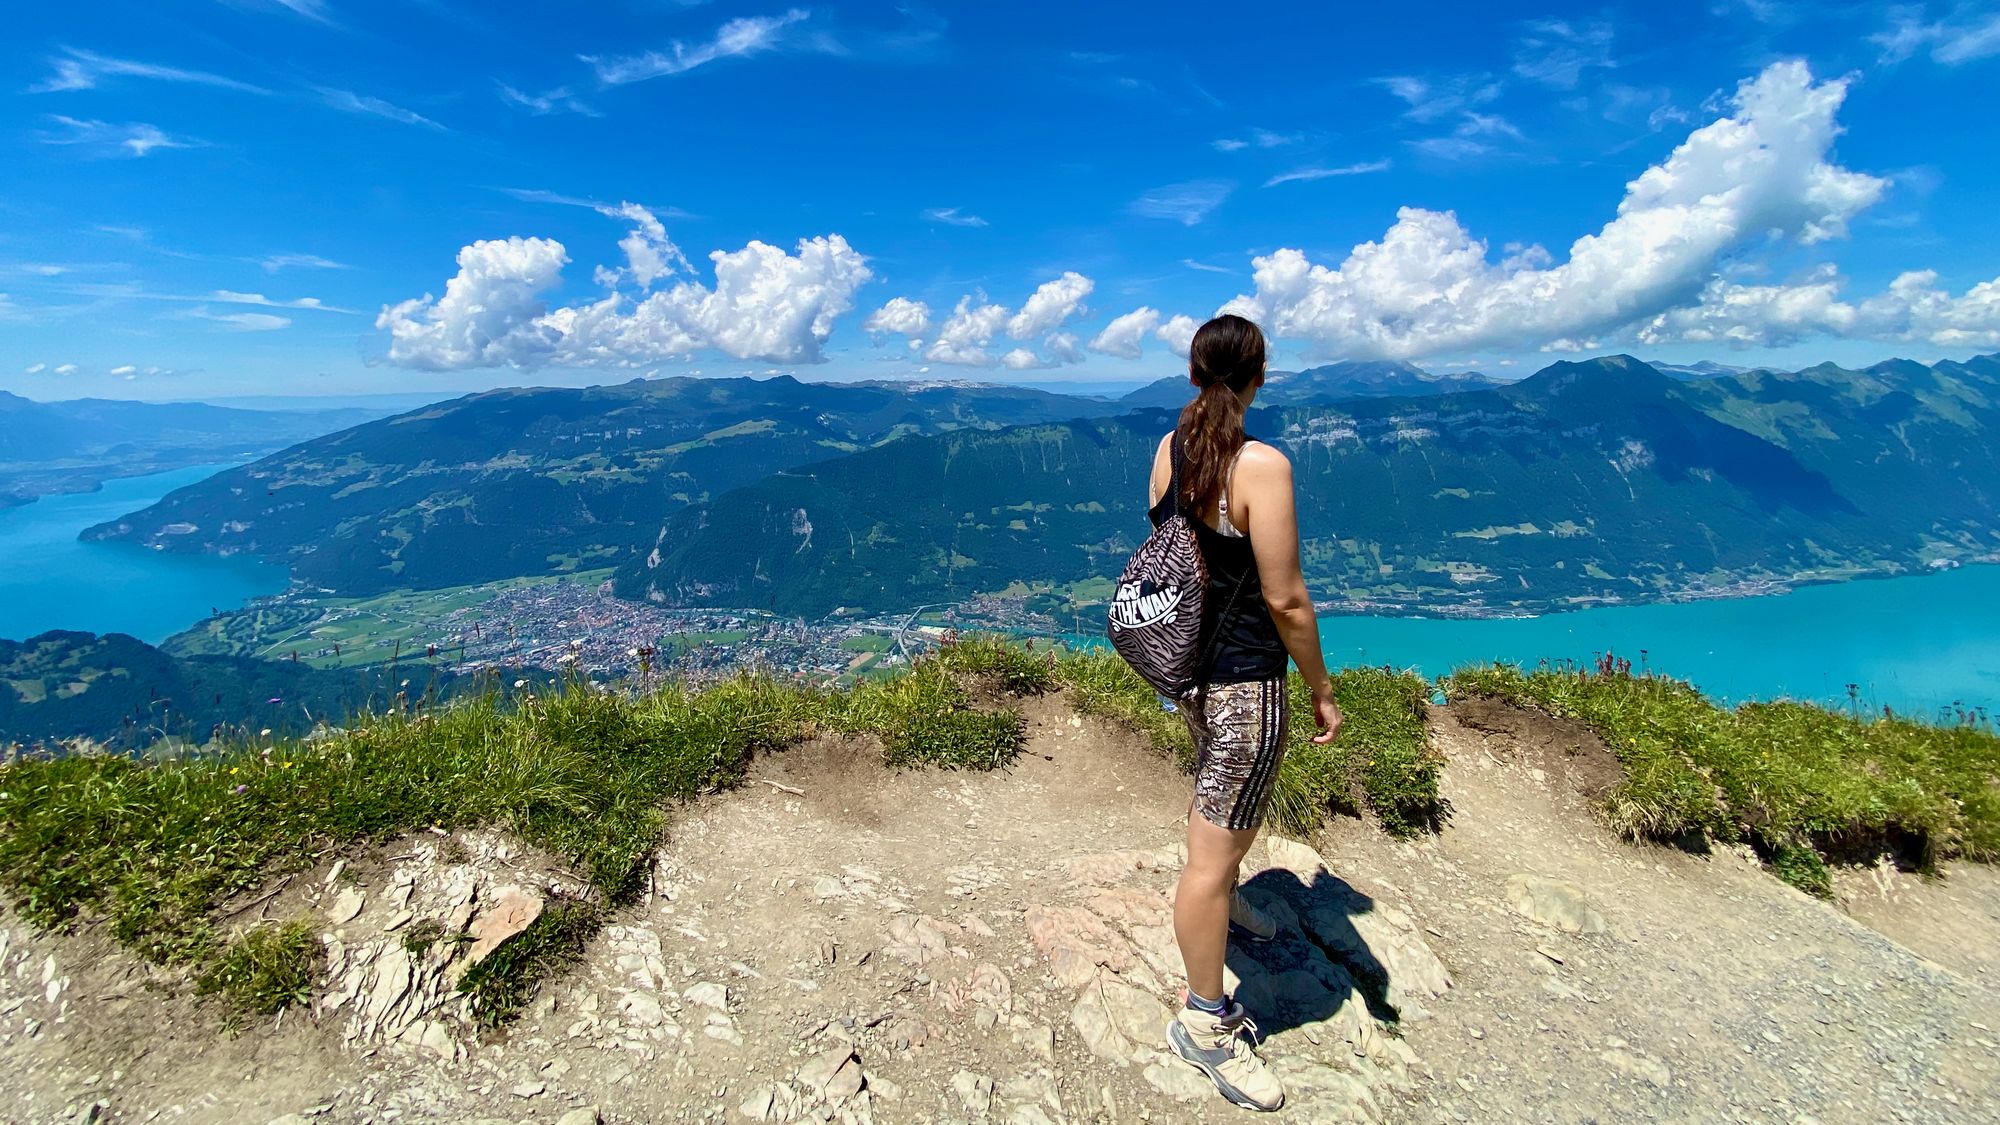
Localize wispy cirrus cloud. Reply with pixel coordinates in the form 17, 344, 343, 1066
586, 9, 810, 85
1264, 160, 1392, 188
1512, 18, 1617, 89
1373, 74, 1500, 123
220, 0, 338, 24
497, 187, 698, 221
1129, 180, 1233, 226
27, 47, 269, 95
922, 206, 988, 228
185, 307, 292, 331
1213, 128, 1299, 152
260, 253, 349, 273
316, 87, 444, 129
67, 283, 360, 315
1873, 4, 2000, 65
1409, 113, 1526, 162
497, 83, 599, 116
39, 116, 199, 158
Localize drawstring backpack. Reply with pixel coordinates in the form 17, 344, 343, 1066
1106, 432, 1248, 699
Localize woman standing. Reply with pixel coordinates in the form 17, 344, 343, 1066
1148, 314, 1343, 1111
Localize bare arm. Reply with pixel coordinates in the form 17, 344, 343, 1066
1235, 445, 1343, 741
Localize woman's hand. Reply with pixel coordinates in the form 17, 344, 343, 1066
1309, 683, 1344, 744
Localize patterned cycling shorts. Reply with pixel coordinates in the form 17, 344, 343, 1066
1180, 677, 1290, 832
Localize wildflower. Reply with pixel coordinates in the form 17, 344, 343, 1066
233, 784, 248, 795
514, 679, 528, 688
259, 728, 273, 737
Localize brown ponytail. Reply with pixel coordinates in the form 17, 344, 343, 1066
1177, 313, 1265, 512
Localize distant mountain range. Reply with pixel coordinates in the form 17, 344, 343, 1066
0, 630, 477, 751
0, 391, 385, 504
616, 354, 2000, 617
81, 353, 2000, 622
85, 376, 1129, 596
1118, 360, 1501, 410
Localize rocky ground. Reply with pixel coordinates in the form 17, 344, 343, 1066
1, 694, 1996, 1124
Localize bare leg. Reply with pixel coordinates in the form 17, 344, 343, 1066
1175, 810, 1261, 1003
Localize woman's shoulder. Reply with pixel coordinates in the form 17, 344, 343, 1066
1237, 439, 1291, 473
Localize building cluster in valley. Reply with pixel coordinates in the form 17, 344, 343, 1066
403, 579, 1074, 686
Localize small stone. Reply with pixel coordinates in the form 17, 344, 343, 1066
510, 1082, 544, 1099
1601, 1047, 1672, 1088
739, 1085, 778, 1121
684, 981, 730, 1011
1505, 875, 1609, 935
826, 1056, 865, 1102
328, 888, 365, 926
555, 1110, 602, 1125
1013, 1023, 1056, 1062
463, 888, 544, 967
417, 1020, 455, 1061
950, 1070, 995, 1116
797, 1046, 856, 1093
620, 992, 667, 1028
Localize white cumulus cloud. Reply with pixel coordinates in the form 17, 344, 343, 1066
1157, 314, 1200, 358
1639, 265, 2000, 349
1007, 271, 1093, 339
1089, 307, 1163, 358
1219, 61, 1888, 361
923, 297, 1010, 366
863, 296, 931, 338
379, 220, 873, 370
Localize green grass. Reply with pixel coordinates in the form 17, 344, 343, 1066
196, 919, 320, 1026
1443, 660, 2000, 894
0, 653, 1037, 1023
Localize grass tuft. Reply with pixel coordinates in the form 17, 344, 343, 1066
196, 919, 320, 1023
456, 897, 604, 1027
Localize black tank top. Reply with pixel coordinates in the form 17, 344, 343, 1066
1147, 432, 1289, 684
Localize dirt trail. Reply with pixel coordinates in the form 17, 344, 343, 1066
1, 694, 1996, 1124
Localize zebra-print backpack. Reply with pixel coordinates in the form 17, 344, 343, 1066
1106, 434, 1248, 699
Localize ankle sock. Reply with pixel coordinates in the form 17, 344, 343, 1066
1185, 989, 1229, 1016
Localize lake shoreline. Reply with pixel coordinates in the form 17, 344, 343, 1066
1314, 555, 2000, 622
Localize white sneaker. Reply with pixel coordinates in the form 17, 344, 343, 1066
1229, 890, 1277, 943
1166, 1002, 1284, 1111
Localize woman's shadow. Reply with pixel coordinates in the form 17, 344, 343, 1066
1223, 866, 1401, 1037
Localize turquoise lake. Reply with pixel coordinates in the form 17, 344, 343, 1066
1, 464, 1995, 719
1316, 564, 2000, 722
0, 465, 286, 645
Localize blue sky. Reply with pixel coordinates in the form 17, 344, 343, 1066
2, 1, 1999, 400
